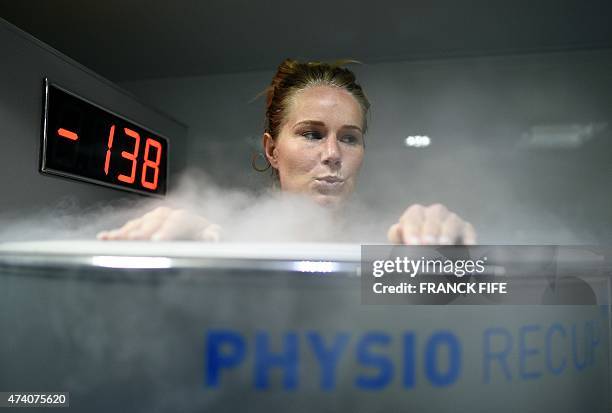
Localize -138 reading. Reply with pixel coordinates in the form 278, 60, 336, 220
41, 80, 168, 195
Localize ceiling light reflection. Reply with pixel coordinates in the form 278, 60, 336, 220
405, 135, 431, 148
92, 255, 173, 269
293, 260, 339, 273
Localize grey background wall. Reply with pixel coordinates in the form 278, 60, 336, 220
121, 50, 612, 244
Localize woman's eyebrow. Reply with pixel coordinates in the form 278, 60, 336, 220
342, 125, 363, 133
293, 120, 325, 128
293, 120, 362, 133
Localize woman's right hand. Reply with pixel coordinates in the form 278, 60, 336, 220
96, 206, 221, 241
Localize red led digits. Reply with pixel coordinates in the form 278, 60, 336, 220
117, 128, 141, 184
104, 126, 162, 191
45, 85, 167, 195
104, 124, 115, 175
57, 128, 79, 141
141, 138, 162, 190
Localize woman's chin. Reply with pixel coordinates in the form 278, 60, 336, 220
310, 192, 346, 208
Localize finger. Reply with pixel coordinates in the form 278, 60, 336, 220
424, 203, 449, 222
387, 223, 402, 244
399, 204, 425, 245
399, 204, 425, 224
151, 210, 206, 241
123, 207, 172, 240
438, 213, 462, 245
421, 219, 441, 244
461, 222, 477, 245
201, 224, 222, 242
421, 204, 448, 244
400, 220, 424, 245
127, 215, 167, 240
104, 217, 144, 240
96, 230, 110, 240
102, 207, 172, 240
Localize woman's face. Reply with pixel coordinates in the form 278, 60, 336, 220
264, 85, 365, 207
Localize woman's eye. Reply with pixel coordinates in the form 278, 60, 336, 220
340, 134, 359, 144
302, 131, 323, 140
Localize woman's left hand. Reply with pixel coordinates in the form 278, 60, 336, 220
387, 203, 476, 245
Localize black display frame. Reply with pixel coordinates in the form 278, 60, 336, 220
40, 78, 170, 197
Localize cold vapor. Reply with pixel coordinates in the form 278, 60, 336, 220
0, 169, 391, 244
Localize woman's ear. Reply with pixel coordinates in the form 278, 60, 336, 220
262, 133, 279, 169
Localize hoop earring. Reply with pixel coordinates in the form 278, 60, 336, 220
251, 152, 271, 172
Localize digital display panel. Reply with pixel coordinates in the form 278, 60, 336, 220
41, 80, 168, 196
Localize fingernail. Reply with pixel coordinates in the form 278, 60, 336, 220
408, 236, 420, 245
151, 233, 163, 241
423, 235, 435, 244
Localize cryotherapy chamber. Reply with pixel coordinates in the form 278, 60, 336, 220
0, 241, 611, 412
0, 14, 611, 413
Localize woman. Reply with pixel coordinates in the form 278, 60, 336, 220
98, 59, 476, 244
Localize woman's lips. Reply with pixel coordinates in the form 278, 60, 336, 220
313, 176, 345, 193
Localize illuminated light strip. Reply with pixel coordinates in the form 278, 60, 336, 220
293, 260, 340, 273
91, 255, 172, 269
57, 128, 79, 141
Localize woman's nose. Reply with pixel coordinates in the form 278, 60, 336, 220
322, 136, 341, 167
